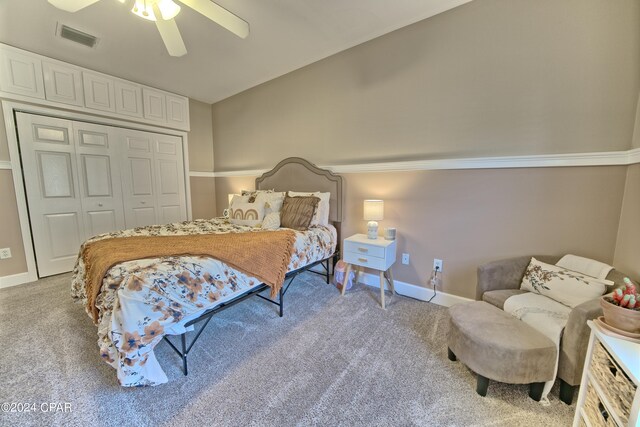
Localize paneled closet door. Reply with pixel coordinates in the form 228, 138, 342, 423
120, 129, 159, 228
16, 113, 85, 277
154, 134, 187, 224
74, 122, 126, 238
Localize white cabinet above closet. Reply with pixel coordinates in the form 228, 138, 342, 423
83, 71, 116, 112
143, 87, 167, 123
0, 45, 45, 99
42, 61, 84, 107
166, 95, 189, 129
0, 43, 190, 131
114, 81, 143, 118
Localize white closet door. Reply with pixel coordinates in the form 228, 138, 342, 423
74, 122, 126, 238
154, 134, 187, 224
120, 129, 159, 228
16, 113, 85, 277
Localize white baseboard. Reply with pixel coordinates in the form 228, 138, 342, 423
0, 271, 36, 289
355, 271, 472, 307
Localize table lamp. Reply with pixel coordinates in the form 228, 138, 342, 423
363, 199, 384, 239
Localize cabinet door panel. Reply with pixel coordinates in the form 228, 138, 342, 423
132, 207, 157, 227
115, 80, 143, 118
85, 210, 118, 237
83, 71, 116, 112
0, 46, 45, 99
166, 94, 189, 129
157, 159, 180, 195
160, 205, 182, 224
43, 61, 84, 106
129, 158, 154, 195
142, 88, 166, 122
81, 154, 112, 197
45, 213, 83, 259
37, 152, 75, 198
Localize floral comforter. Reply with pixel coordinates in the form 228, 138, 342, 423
71, 218, 336, 387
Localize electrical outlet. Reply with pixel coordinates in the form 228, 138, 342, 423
402, 253, 410, 265
0, 248, 11, 259
433, 258, 443, 271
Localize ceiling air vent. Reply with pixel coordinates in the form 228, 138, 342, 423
57, 23, 99, 48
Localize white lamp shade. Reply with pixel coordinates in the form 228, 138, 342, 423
363, 200, 384, 221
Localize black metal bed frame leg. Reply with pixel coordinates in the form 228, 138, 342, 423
181, 333, 188, 376
279, 287, 284, 317
325, 259, 330, 284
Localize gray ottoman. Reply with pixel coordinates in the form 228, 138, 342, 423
447, 301, 556, 401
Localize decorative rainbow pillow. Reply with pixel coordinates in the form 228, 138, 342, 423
229, 202, 265, 227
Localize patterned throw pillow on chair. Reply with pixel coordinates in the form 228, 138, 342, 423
520, 257, 611, 308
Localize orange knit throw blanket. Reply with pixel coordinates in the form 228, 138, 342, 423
82, 230, 297, 323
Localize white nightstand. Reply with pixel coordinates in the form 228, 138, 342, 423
341, 233, 397, 309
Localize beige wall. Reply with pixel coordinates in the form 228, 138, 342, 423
186, 98, 216, 218
0, 103, 28, 277
0, 104, 8, 161
212, 0, 640, 172
614, 164, 640, 280
0, 170, 27, 276
190, 177, 216, 219
216, 166, 627, 299
633, 93, 640, 149
187, 99, 214, 172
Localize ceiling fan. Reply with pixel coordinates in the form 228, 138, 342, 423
47, 0, 249, 57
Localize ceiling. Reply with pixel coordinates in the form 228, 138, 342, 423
0, 0, 472, 103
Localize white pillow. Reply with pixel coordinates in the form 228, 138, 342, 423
230, 194, 250, 206
261, 212, 280, 230
255, 191, 285, 215
555, 254, 613, 280
520, 257, 611, 308
229, 202, 265, 227
288, 191, 330, 226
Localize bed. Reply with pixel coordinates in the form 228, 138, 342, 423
71, 157, 343, 387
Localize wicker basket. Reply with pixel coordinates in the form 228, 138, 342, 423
590, 342, 636, 424
583, 380, 617, 427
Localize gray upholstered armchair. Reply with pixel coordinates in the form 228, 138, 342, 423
476, 256, 631, 405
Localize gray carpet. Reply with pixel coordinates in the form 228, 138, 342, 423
0, 272, 574, 427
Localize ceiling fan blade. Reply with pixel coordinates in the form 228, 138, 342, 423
153, 9, 188, 57
47, 0, 101, 12
179, 0, 249, 39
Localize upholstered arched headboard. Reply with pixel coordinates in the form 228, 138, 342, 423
256, 157, 344, 244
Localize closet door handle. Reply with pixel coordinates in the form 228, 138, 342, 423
98, 203, 103, 207
141, 201, 146, 204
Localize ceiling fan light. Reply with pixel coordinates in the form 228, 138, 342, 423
132, 0, 157, 21
157, 0, 180, 20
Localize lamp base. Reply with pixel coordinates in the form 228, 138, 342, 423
367, 221, 379, 239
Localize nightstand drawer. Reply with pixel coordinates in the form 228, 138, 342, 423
344, 240, 385, 258
344, 251, 387, 270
